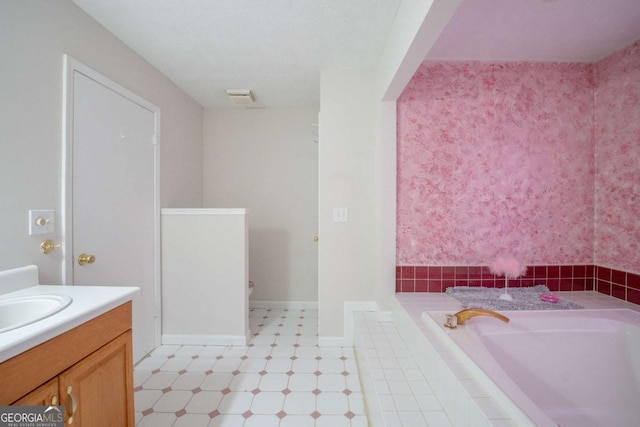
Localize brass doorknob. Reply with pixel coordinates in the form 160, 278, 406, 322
78, 253, 96, 265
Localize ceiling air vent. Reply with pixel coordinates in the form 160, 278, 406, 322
226, 89, 255, 106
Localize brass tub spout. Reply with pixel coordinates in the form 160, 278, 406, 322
444, 308, 510, 329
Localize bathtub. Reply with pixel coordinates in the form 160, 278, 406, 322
422, 309, 640, 427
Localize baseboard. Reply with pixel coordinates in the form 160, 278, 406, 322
250, 300, 318, 310
343, 301, 378, 346
162, 334, 247, 346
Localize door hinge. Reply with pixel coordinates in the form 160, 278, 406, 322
152, 134, 158, 145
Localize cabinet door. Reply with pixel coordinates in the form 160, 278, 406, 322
59, 331, 134, 426
12, 377, 59, 406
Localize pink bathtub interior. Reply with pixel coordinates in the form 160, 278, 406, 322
424, 309, 640, 427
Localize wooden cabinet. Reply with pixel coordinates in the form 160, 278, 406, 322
0, 302, 134, 426
12, 378, 59, 407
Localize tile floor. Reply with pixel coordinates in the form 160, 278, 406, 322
134, 308, 368, 427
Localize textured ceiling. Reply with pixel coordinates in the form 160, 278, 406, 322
428, 0, 640, 62
72, 0, 401, 108
73, 0, 640, 108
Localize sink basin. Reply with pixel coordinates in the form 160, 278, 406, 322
0, 295, 73, 333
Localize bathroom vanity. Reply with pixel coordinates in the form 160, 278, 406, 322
2, 303, 133, 425
0, 265, 139, 426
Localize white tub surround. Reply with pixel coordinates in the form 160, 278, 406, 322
369, 292, 640, 427
0, 265, 139, 362
161, 208, 249, 345
354, 300, 507, 427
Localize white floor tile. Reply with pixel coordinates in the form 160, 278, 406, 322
135, 412, 176, 427
199, 346, 228, 357
315, 415, 351, 427
392, 394, 419, 411
398, 410, 428, 427
318, 346, 343, 358
295, 346, 319, 358
134, 370, 152, 387
200, 373, 233, 391
185, 391, 224, 413
270, 346, 296, 358
317, 373, 347, 392
287, 373, 317, 391
172, 413, 211, 427
350, 415, 368, 427
171, 372, 206, 390
217, 391, 254, 414
416, 394, 442, 411
208, 414, 245, 427
421, 410, 453, 427
291, 358, 318, 373
212, 358, 243, 372
239, 358, 267, 372
161, 356, 195, 372
264, 357, 292, 373
319, 358, 345, 373
246, 345, 272, 358
387, 380, 412, 395
136, 307, 369, 426
142, 371, 178, 389
279, 414, 315, 427
134, 389, 162, 411
135, 355, 167, 371
187, 357, 216, 372
316, 392, 349, 414
381, 411, 403, 427
152, 390, 193, 412
150, 345, 180, 356
258, 373, 289, 391
228, 373, 261, 393
283, 392, 316, 415
348, 393, 365, 415
275, 335, 298, 345
243, 414, 280, 427
250, 391, 285, 414
175, 345, 204, 356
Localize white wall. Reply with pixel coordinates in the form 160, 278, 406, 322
317, 0, 461, 339
318, 69, 378, 338
203, 108, 319, 303
0, 0, 203, 283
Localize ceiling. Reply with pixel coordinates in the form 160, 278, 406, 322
72, 0, 401, 108
73, 0, 640, 108
428, 0, 640, 62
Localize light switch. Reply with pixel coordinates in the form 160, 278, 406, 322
333, 207, 348, 223
29, 210, 55, 235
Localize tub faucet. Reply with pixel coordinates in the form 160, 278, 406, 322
444, 308, 509, 329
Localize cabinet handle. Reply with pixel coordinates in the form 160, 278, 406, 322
51, 395, 58, 406
66, 386, 77, 424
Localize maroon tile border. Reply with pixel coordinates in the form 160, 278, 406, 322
396, 264, 640, 306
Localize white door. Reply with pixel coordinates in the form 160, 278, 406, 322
64, 57, 160, 362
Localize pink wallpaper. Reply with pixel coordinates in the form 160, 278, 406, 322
397, 61, 596, 266
594, 40, 640, 273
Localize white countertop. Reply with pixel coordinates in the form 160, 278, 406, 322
0, 284, 139, 363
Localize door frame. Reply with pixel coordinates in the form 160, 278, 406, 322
61, 55, 162, 346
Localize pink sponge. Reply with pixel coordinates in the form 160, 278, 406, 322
540, 293, 559, 303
